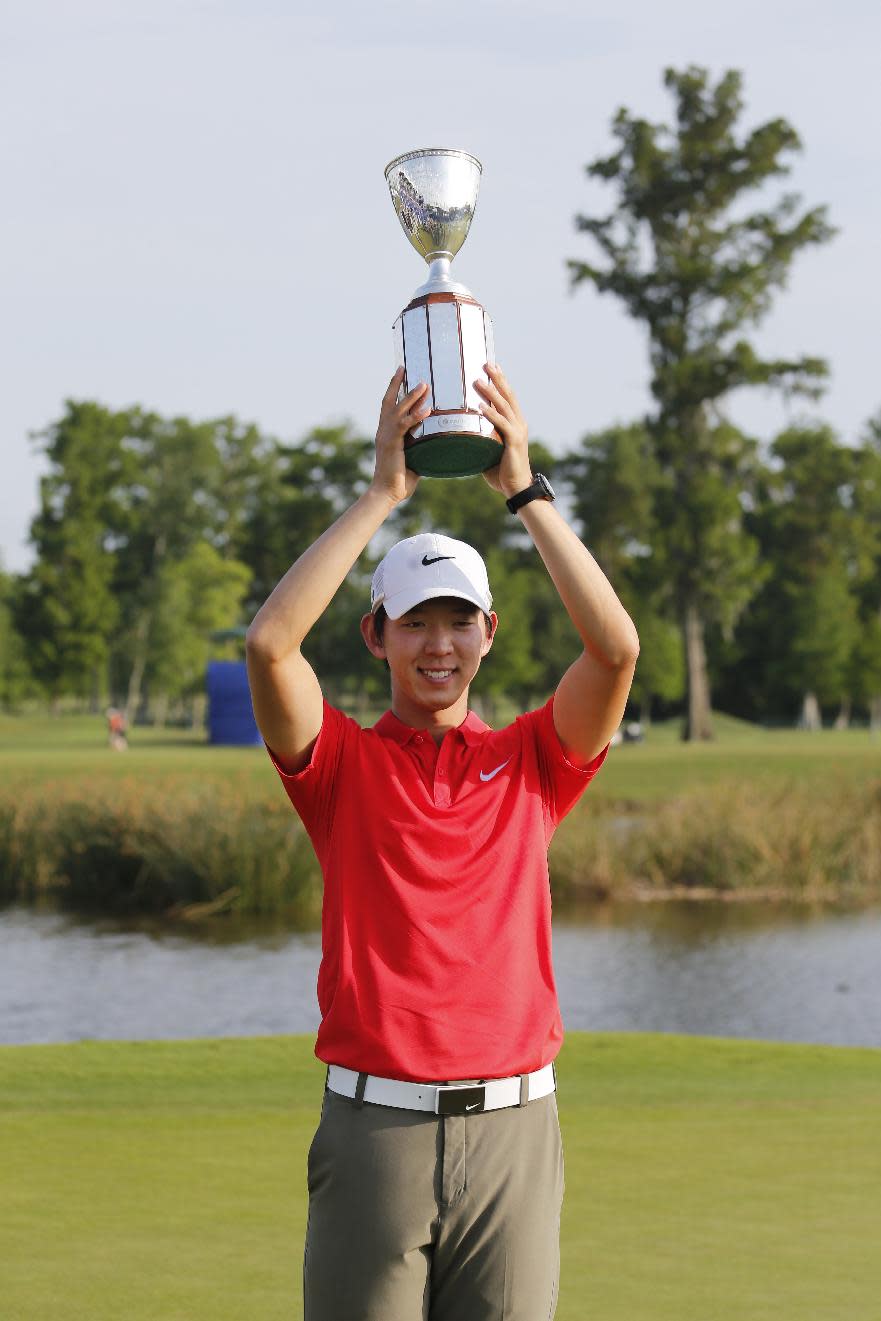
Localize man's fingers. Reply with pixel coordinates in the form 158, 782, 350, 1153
478, 399, 507, 431
398, 382, 429, 415
484, 362, 519, 411
380, 373, 428, 428
474, 376, 514, 421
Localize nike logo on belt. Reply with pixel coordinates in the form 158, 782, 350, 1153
480, 758, 511, 782
466, 1101, 481, 1111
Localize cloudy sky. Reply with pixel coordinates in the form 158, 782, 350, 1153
3, 0, 879, 571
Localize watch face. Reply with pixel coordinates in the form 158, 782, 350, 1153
537, 474, 555, 500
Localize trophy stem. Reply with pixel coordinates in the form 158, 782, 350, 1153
413, 257, 473, 299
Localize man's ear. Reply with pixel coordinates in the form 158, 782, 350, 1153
480, 611, 499, 658
360, 612, 386, 660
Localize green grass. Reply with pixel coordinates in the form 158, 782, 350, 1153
2, 709, 880, 803
1, 1032, 879, 1320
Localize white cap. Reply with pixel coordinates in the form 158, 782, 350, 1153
370, 534, 493, 620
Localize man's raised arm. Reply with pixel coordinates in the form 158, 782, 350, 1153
474, 363, 639, 766
245, 370, 428, 773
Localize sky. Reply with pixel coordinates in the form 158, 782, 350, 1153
2, 0, 880, 573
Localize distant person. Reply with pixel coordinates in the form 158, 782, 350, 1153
246, 364, 639, 1319
106, 707, 128, 751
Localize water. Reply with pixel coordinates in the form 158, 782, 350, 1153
1, 901, 880, 1048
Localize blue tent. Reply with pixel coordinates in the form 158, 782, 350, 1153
206, 660, 261, 746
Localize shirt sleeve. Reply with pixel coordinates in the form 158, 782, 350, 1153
264, 699, 357, 857
517, 694, 610, 829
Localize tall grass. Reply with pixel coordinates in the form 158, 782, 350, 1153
2, 773, 880, 919
551, 775, 881, 902
0, 777, 321, 922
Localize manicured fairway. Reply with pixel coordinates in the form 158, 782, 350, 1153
2, 1032, 879, 1320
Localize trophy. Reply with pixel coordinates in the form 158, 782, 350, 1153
385, 148, 501, 478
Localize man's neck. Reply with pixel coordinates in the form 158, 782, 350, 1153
390, 690, 470, 747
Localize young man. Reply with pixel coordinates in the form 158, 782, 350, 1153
246, 364, 639, 1321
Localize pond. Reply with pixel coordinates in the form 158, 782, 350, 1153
2, 900, 880, 1048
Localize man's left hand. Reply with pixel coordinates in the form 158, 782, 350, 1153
473, 364, 533, 499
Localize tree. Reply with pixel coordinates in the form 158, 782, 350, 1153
569, 65, 836, 738
559, 423, 683, 720
0, 566, 39, 710
742, 425, 863, 726
263, 424, 377, 694
850, 412, 881, 729
238, 422, 374, 615
16, 402, 130, 706
790, 564, 858, 727
147, 542, 252, 712
109, 410, 233, 720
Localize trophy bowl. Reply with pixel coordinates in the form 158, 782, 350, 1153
385, 148, 502, 478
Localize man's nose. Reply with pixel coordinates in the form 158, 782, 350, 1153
424, 626, 454, 654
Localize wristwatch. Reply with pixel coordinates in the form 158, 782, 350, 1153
506, 473, 556, 515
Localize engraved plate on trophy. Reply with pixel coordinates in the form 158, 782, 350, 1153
385, 148, 501, 478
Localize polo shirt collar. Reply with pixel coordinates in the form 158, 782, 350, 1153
374, 708, 490, 747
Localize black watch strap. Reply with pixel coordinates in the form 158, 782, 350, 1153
506, 473, 556, 515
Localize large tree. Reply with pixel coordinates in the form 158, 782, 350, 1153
569, 65, 836, 738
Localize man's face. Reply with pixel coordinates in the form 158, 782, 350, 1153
364, 596, 496, 713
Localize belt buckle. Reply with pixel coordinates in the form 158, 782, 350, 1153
435, 1083, 486, 1116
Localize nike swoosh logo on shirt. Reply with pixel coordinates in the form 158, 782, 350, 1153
480, 758, 511, 782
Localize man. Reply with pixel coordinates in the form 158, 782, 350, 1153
246, 363, 639, 1320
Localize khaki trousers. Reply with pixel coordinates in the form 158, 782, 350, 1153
303, 1071, 565, 1320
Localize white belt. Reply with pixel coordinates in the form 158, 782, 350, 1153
326, 1062, 556, 1115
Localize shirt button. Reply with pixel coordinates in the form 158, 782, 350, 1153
438, 769, 445, 777
414, 736, 423, 744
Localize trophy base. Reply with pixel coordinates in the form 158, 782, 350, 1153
405, 432, 502, 478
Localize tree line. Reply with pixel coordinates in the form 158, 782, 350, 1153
1, 65, 879, 735
1, 396, 879, 733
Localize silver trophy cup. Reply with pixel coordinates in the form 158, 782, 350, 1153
385, 148, 501, 478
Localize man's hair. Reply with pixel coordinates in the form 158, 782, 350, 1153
372, 605, 389, 642
372, 599, 492, 644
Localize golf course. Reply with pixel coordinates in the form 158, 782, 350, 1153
2, 1032, 880, 1320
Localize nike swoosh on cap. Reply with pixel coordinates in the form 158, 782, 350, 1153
480, 758, 511, 782
422, 554, 455, 566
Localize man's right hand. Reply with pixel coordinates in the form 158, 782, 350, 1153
371, 368, 430, 506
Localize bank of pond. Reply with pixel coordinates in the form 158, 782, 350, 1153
2, 772, 880, 919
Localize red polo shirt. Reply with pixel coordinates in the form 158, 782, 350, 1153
268, 695, 608, 1082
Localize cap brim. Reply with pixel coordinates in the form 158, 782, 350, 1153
377, 586, 489, 621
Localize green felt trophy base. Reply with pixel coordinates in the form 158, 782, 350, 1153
405, 433, 502, 478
